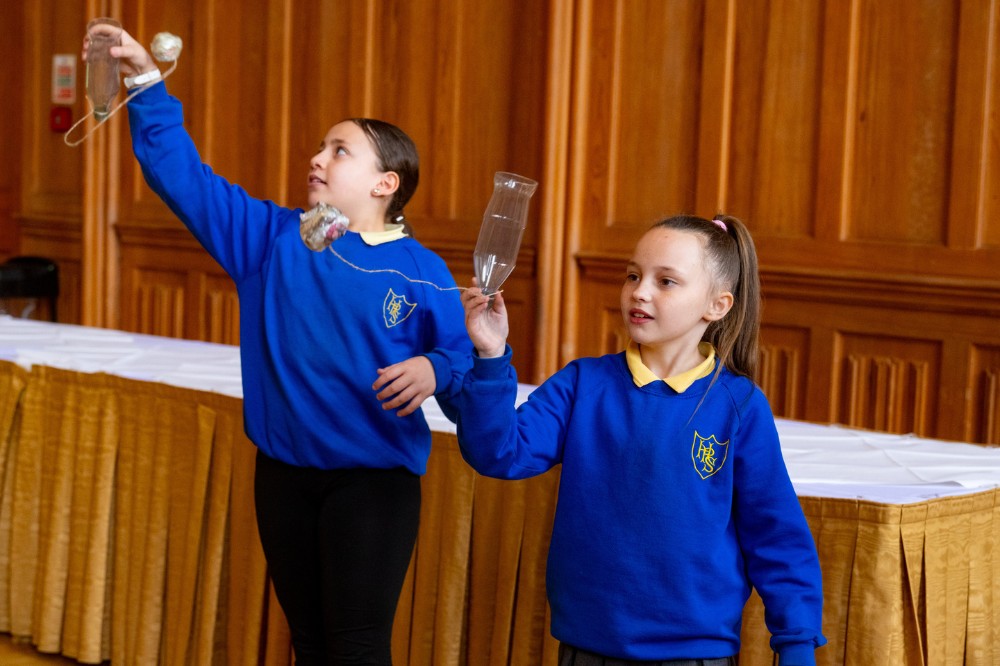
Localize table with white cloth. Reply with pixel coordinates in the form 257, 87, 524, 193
0, 315, 996, 665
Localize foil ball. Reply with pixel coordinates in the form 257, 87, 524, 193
151, 32, 183, 62
300, 203, 350, 251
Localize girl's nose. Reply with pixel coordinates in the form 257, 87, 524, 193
310, 148, 328, 169
631, 279, 652, 301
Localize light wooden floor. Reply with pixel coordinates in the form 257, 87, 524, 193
0, 634, 92, 665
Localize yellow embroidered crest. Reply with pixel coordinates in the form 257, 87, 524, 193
383, 288, 417, 328
691, 431, 730, 479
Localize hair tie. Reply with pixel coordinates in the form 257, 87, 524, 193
712, 218, 728, 232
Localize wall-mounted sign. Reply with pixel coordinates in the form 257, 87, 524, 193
52, 54, 77, 105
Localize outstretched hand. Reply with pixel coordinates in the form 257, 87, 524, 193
82, 23, 157, 79
461, 279, 508, 359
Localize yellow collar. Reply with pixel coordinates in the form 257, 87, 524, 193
625, 340, 716, 392
359, 224, 406, 246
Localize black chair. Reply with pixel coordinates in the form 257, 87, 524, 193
0, 256, 59, 321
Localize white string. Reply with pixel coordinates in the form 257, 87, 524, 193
63, 61, 178, 148
329, 247, 467, 292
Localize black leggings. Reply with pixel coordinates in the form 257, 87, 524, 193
254, 451, 421, 665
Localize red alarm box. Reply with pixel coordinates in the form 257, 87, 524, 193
50, 107, 72, 133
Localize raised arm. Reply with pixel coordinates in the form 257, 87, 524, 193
100, 23, 289, 280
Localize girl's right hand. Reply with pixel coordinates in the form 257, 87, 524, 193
82, 23, 157, 79
461, 279, 509, 359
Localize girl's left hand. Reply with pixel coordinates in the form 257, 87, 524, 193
461, 280, 508, 358
372, 356, 436, 417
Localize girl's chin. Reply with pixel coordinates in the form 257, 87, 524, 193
307, 196, 337, 210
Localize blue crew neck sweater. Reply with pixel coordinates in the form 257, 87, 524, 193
127, 82, 472, 473
456, 348, 826, 663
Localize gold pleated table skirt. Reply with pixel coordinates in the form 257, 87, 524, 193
0, 361, 996, 665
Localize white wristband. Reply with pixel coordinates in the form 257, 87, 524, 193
124, 68, 162, 89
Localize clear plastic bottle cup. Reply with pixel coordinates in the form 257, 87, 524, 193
86, 18, 122, 120
473, 172, 538, 296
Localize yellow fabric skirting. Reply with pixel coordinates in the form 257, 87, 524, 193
0, 361, 997, 665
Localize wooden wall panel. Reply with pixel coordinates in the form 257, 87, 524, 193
574, 255, 625, 359
198, 274, 241, 345
970, 346, 1000, 445
759, 270, 1000, 443
759, 325, 810, 421
117, 225, 237, 344
118, 0, 198, 215
731, 1, 999, 279
835, 335, 940, 437
848, 2, 957, 244
11, 2, 90, 323
568, 0, 705, 259
0, 0, 23, 256
973, 1, 1000, 250
728, 0, 824, 235
605, 3, 704, 227
20, 2, 86, 221
133, 270, 186, 338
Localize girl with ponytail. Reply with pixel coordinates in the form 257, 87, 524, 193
455, 214, 826, 665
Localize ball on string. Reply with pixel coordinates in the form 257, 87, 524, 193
151, 32, 182, 62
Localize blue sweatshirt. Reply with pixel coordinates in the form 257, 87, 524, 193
127, 82, 472, 473
456, 348, 826, 663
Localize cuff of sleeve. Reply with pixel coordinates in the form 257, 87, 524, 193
775, 643, 816, 666
471, 345, 513, 380
126, 80, 169, 110
423, 351, 451, 394
124, 68, 163, 89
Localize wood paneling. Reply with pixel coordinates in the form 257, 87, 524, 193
563, 0, 1000, 444
0, 0, 23, 257
5, 0, 999, 444
729, 0, 824, 236
20, 2, 87, 222
12, 1, 89, 320
759, 326, 809, 421
848, 2, 957, 244
836, 339, 939, 437
117, 224, 237, 344
971, 346, 1000, 444
568, 1, 706, 256
759, 271, 999, 443
198, 275, 240, 345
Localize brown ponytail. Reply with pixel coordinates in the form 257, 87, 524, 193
650, 214, 761, 382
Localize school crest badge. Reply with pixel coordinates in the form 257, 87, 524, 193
383, 289, 417, 328
691, 431, 729, 479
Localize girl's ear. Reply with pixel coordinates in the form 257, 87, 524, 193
375, 171, 400, 196
704, 290, 734, 322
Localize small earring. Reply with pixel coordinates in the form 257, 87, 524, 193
372, 188, 381, 195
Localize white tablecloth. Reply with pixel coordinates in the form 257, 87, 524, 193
2, 314, 997, 504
